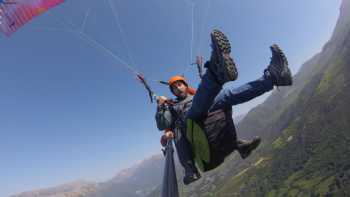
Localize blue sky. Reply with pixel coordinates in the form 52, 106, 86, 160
0, 0, 342, 196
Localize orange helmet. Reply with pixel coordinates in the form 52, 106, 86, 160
168, 75, 196, 95
168, 75, 188, 87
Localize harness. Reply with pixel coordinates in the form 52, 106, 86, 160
170, 96, 238, 172
168, 96, 193, 134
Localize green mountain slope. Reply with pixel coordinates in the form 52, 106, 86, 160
211, 1, 350, 196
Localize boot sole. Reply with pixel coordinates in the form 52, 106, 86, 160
269, 44, 293, 86
241, 138, 261, 159
211, 29, 238, 83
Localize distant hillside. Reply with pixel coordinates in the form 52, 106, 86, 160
10, 181, 97, 197
86, 155, 164, 197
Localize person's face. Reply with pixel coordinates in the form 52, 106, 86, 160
171, 81, 188, 98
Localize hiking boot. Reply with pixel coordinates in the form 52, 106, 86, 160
266, 44, 293, 86
237, 137, 261, 159
208, 29, 238, 84
183, 172, 201, 185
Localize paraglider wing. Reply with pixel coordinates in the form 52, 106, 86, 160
161, 140, 179, 197
0, 0, 64, 36
0, 0, 17, 5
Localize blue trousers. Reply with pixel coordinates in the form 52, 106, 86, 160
187, 70, 273, 120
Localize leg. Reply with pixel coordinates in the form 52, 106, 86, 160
186, 68, 222, 120
186, 29, 238, 121
173, 129, 199, 177
210, 75, 273, 111
210, 43, 292, 112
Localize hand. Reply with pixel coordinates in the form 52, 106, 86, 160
160, 130, 174, 147
164, 130, 174, 139
157, 96, 168, 105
